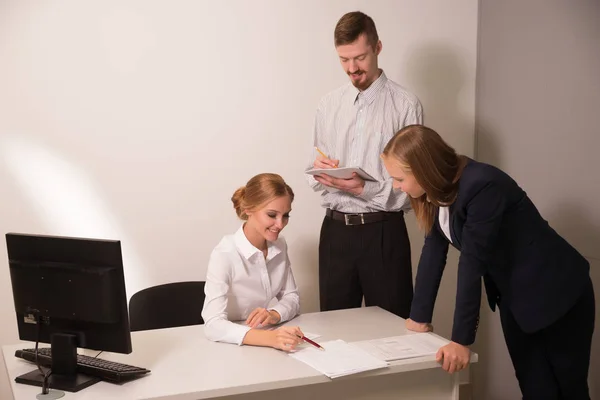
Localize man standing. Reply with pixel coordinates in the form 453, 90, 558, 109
306, 11, 423, 318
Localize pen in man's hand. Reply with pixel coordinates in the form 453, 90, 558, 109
315, 147, 338, 168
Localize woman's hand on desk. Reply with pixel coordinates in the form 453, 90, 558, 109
270, 326, 304, 352
436, 342, 471, 373
242, 325, 304, 351
406, 318, 433, 333
246, 308, 281, 328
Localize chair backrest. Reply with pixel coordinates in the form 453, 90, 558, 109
129, 281, 206, 332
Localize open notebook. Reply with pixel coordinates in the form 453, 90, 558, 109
289, 339, 389, 379
304, 166, 377, 194
305, 166, 377, 181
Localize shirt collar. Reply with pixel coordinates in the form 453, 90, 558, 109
351, 69, 388, 105
234, 225, 282, 262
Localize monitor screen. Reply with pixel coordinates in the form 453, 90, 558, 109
6, 233, 132, 354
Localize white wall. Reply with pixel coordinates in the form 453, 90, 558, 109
0, 1, 478, 398
474, 0, 600, 398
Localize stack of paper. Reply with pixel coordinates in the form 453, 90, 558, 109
350, 333, 448, 361
289, 339, 389, 378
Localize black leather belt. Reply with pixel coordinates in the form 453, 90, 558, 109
325, 209, 403, 226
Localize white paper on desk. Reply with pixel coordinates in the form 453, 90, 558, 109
350, 333, 448, 362
289, 339, 389, 379
305, 167, 377, 182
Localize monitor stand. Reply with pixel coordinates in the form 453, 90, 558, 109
15, 333, 100, 395
16, 369, 99, 397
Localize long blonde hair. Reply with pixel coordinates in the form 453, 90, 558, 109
231, 173, 294, 220
383, 125, 467, 233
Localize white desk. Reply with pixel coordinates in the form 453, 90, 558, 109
3, 307, 477, 400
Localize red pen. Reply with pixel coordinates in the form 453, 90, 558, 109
299, 335, 325, 351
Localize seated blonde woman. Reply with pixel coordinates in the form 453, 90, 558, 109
202, 173, 303, 351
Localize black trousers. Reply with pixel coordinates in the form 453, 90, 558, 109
500, 277, 595, 399
318, 211, 413, 318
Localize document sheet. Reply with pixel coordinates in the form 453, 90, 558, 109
350, 333, 448, 361
289, 339, 389, 379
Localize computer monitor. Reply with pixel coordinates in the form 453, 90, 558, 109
6, 232, 132, 392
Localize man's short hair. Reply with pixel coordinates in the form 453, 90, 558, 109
334, 11, 379, 49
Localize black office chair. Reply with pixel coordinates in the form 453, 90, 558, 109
129, 281, 206, 332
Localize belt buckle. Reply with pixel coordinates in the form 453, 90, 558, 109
344, 213, 365, 226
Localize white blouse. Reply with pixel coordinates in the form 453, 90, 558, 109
201, 226, 300, 345
439, 206, 453, 243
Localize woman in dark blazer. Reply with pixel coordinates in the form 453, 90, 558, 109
381, 125, 595, 399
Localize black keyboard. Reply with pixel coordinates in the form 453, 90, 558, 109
15, 348, 151, 383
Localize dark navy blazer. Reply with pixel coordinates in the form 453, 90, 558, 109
410, 159, 590, 345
